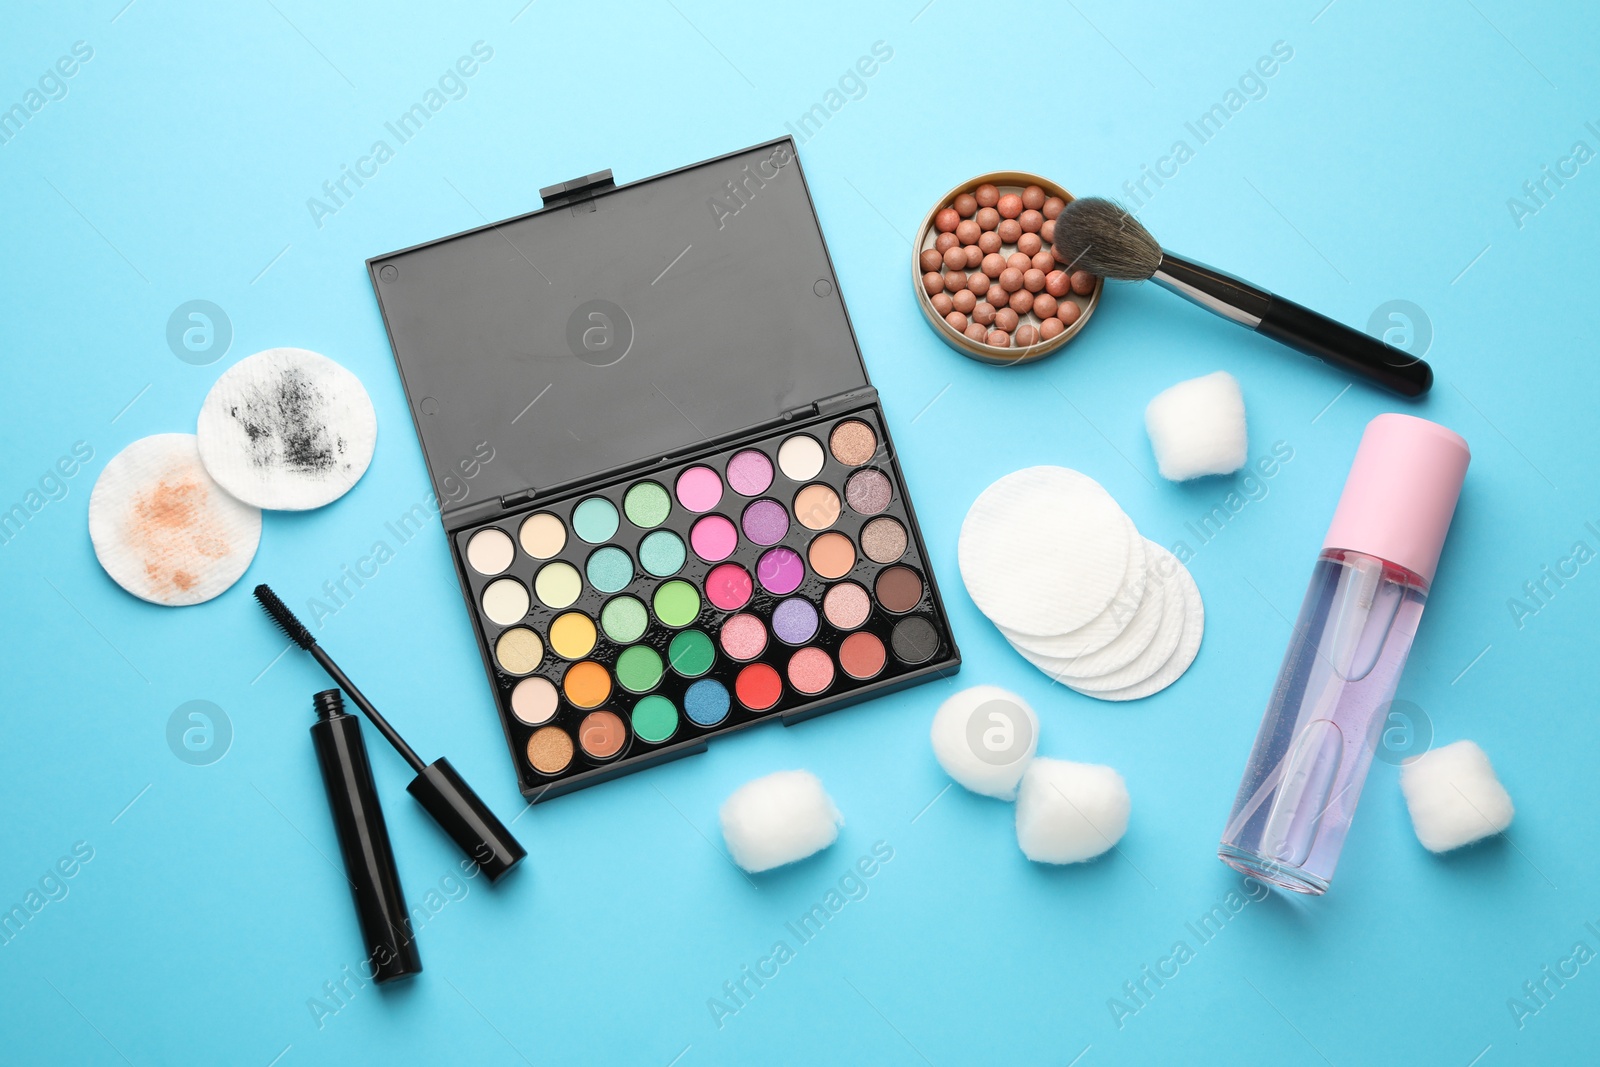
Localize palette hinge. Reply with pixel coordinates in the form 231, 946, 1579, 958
539, 170, 616, 214
499, 489, 537, 509
814, 385, 878, 416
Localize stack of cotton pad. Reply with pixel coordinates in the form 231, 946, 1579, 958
959, 466, 1204, 701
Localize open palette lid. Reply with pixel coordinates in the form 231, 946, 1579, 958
368, 138, 871, 521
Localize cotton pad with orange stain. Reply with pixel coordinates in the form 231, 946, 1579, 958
89, 434, 261, 606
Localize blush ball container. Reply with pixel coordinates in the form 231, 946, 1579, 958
310, 689, 423, 982
1219, 414, 1469, 895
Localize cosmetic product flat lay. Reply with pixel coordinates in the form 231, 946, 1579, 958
10, 12, 1592, 1062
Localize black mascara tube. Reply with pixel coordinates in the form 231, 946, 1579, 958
309, 689, 422, 983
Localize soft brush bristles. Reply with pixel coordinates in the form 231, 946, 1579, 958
1053, 197, 1163, 280
254, 583, 316, 649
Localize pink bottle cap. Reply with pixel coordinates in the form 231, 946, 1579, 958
1322, 413, 1469, 586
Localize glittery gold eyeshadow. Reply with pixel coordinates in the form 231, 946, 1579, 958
382, 146, 957, 801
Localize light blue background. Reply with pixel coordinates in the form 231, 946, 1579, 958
3, 1, 1596, 1063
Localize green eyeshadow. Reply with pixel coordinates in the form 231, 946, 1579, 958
630, 695, 678, 742
653, 580, 700, 628
601, 596, 648, 643
667, 629, 715, 677
624, 481, 671, 528
617, 645, 664, 693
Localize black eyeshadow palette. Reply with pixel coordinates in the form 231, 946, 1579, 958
368, 137, 960, 800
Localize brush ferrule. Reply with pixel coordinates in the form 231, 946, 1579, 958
1151, 253, 1270, 328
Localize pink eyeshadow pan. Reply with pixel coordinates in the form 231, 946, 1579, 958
787, 647, 835, 695
691, 514, 738, 561
823, 582, 871, 630
706, 563, 754, 611
720, 613, 768, 660
676, 466, 724, 512
726, 450, 774, 496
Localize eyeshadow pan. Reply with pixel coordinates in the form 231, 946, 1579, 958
676, 466, 724, 512
653, 580, 701, 627
684, 678, 730, 725
519, 513, 566, 559
630, 696, 678, 743
706, 563, 753, 611
563, 660, 612, 709
550, 611, 597, 659
481, 577, 530, 625
757, 547, 804, 595
668, 629, 715, 677
861, 516, 907, 564
890, 616, 940, 664
839, 632, 887, 680
690, 515, 738, 562
823, 582, 871, 630
793, 484, 841, 530
639, 530, 687, 576
787, 647, 835, 695
742, 499, 790, 545
624, 481, 671, 528
735, 663, 783, 711
535, 561, 582, 608
466, 528, 514, 575
845, 469, 892, 515
772, 597, 819, 645
875, 566, 924, 613
573, 497, 619, 543
727, 449, 774, 496
617, 645, 664, 693
578, 710, 626, 759
510, 676, 558, 725
600, 595, 648, 643
777, 435, 825, 481
807, 532, 855, 580
586, 546, 633, 593
495, 627, 543, 675
527, 726, 574, 774
720, 613, 768, 661
829, 419, 878, 466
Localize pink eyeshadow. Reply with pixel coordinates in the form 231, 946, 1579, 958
691, 515, 738, 561
823, 582, 871, 630
787, 647, 835, 695
720, 613, 768, 660
676, 466, 724, 513
726, 450, 774, 496
706, 563, 753, 611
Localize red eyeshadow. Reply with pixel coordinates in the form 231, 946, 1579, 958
735, 663, 783, 711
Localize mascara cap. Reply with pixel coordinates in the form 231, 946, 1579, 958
407, 758, 527, 882
1322, 413, 1470, 586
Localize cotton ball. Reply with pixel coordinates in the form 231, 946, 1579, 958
930, 685, 1039, 800
1400, 740, 1514, 853
1144, 370, 1248, 481
1015, 758, 1129, 864
720, 770, 843, 873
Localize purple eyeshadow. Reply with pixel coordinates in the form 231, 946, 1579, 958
726, 450, 774, 496
742, 499, 790, 546
757, 547, 804, 594
772, 597, 819, 644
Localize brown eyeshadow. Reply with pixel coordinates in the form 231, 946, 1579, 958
861, 517, 907, 564
578, 710, 626, 759
527, 727, 574, 774
839, 632, 887, 680
829, 420, 877, 466
875, 566, 924, 613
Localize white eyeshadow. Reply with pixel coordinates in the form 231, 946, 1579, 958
481, 578, 530, 625
777, 435, 825, 481
466, 527, 515, 575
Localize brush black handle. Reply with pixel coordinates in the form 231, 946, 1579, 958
1256, 294, 1432, 398
1153, 252, 1432, 399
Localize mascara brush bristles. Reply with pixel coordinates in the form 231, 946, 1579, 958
254, 583, 315, 649
1053, 197, 1163, 281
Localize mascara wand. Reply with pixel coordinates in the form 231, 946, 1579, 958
1053, 197, 1433, 398
254, 583, 526, 882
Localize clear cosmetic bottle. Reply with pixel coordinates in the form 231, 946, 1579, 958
1219, 414, 1469, 895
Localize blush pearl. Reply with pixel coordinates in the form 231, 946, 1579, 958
931, 292, 953, 315
1045, 270, 1071, 297
922, 272, 944, 295
994, 307, 1019, 332
998, 267, 1024, 293
975, 206, 1000, 231
1032, 293, 1058, 319
944, 270, 967, 293
1007, 252, 1032, 272
996, 219, 1021, 244
935, 208, 959, 233
1039, 316, 1065, 340
967, 272, 990, 295
952, 288, 976, 313
1015, 323, 1040, 346
919, 248, 943, 273
964, 321, 988, 341
955, 219, 981, 245
975, 184, 999, 208
1007, 289, 1033, 314
945, 311, 968, 332
1017, 232, 1042, 257
1059, 301, 1082, 326
997, 193, 1023, 219
1031, 250, 1054, 272
942, 246, 966, 270
978, 231, 1002, 254
981, 253, 1006, 278
984, 284, 1006, 307
1070, 270, 1096, 296
935, 232, 958, 253
1042, 196, 1065, 219
954, 192, 978, 217
986, 329, 1011, 348
972, 301, 996, 325
1040, 219, 1055, 244
1021, 185, 1045, 211
1019, 209, 1043, 234
1022, 268, 1046, 293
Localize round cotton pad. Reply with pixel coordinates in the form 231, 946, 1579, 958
1012, 546, 1169, 678
196, 347, 377, 510
1070, 562, 1205, 701
1001, 523, 1149, 659
960, 466, 1130, 637
89, 433, 262, 606
930, 685, 1039, 800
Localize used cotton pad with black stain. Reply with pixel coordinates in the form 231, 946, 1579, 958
89, 433, 262, 605
930, 685, 1038, 800
719, 770, 843, 873
197, 348, 377, 510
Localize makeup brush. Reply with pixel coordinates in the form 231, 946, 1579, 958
254, 583, 526, 882
1053, 198, 1432, 398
